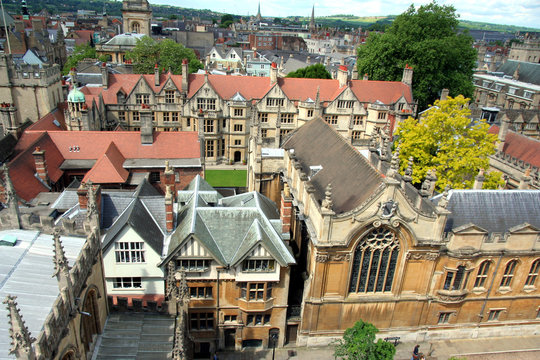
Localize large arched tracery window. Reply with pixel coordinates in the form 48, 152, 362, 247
349, 227, 400, 293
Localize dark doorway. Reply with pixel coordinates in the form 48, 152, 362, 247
234, 151, 241, 163
194, 342, 211, 358
224, 329, 236, 348
286, 324, 298, 345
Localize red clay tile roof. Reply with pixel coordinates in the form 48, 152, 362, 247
489, 125, 540, 167
7, 133, 65, 201
26, 106, 67, 131
82, 141, 129, 184
86, 73, 412, 106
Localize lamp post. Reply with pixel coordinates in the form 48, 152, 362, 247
270, 332, 278, 360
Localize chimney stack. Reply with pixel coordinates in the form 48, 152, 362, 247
165, 185, 174, 232
181, 58, 189, 93
77, 182, 89, 209
519, 168, 532, 190
402, 64, 413, 87
473, 169, 485, 189
32, 147, 49, 185
101, 62, 108, 89
154, 63, 160, 87
270, 62, 278, 84
363, 73, 368, 81
497, 117, 510, 152
280, 183, 292, 238
440, 88, 449, 101
161, 160, 175, 189
337, 65, 348, 87
140, 105, 153, 145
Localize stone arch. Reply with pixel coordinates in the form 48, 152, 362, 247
79, 285, 102, 352
131, 21, 141, 33
59, 345, 78, 360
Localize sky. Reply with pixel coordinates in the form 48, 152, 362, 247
149, 0, 540, 29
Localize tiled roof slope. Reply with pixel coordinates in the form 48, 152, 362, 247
166, 175, 294, 268
489, 125, 540, 167
439, 190, 540, 234
82, 73, 413, 106
496, 60, 540, 86
282, 117, 383, 214
82, 142, 129, 184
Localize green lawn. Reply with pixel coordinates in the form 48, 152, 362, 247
205, 170, 247, 187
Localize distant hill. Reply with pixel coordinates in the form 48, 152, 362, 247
6, 1, 538, 33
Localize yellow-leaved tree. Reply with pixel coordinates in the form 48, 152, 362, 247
395, 95, 504, 191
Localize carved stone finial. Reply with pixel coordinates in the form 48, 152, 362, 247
390, 146, 400, 171
166, 261, 178, 300
165, 160, 171, 173
283, 183, 290, 198
3, 295, 36, 359
438, 185, 451, 209
177, 269, 190, 304
368, 130, 379, 152
2, 164, 16, 204
172, 313, 187, 360
86, 184, 97, 218
165, 184, 172, 198
321, 183, 333, 210
420, 170, 431, 197
403, 156, 413, 183
52, 229, 69, 277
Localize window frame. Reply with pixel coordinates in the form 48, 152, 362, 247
473, 261, 491, 289
189, 286, 213, 299
113, 277, 142, 289
500, 260, 518, 287
165, 90, 175, 104
176, 259, 211, 272
438, 312, 452, 324
241, 259, 275, 273
525, 259, 540, 287
443, 265, 470, 291
190, 312, 214, 330
115, 241, 145, 263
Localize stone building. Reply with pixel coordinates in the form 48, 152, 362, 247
64, 61, 415, 165
122, 0, 152, 36
0, 54, 64, 134
508, 35, 540, 63
257, 118, 540, 346
0, 172, 108, 359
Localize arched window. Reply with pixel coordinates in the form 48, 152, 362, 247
474, 261, 491, 288
131, 22, 141, 33
500, 260, 518, 287
443, 265, 469, 290
349, 227, 399, 293
525, 259, 540, 286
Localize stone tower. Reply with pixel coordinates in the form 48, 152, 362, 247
122, 0, 152, 36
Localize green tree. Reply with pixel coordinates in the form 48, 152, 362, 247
395, 95, 504, 191
220, 14, 234, 28
334, 320, 395, 360
63, 43, 107, 75
357, 2, 477, 111
286, 63, 331, 79
126, 37, 203, 74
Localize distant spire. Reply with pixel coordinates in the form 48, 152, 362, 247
3, 295, 36, 359
256, 1, 262, 21
309, 5, 315, 32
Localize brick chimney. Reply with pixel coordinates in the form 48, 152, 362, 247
497, 117, 510, 152
337, 65, 348, 88
270, 62, 278, 84
101, 62, 108, 89
402, 64, 413, 87
165, 185, 174, 232
77, 182, 89, 209
280, 184, 293, 237
32, 147, 49, 185
140, 105, 153, 145
154, 63, 160, 87
181, 58, 189, 93
161, 160, 175, 189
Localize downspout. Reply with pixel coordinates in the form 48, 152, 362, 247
478, 252, 504, 323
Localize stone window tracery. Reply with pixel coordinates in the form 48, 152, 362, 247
525, 259, 540, 287
349, 227, 400, 293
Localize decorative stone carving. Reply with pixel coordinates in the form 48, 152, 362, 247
321, 184, 333, 211
330, 253, 351, 262
403, 156, 413, 183
436, 289, 468, 303
3, 295, 36, 359
406, 252, 439, 261
315, 254, 329, 263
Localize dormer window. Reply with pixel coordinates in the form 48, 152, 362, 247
242, 259, 275, 272
176, 259, 211, 272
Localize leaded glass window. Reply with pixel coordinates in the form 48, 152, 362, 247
349, 227, 400, 293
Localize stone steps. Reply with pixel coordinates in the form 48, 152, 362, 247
94, 312, 175, 360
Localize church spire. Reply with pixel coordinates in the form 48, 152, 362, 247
256, 1, 262, 21
309, 5, 315, 32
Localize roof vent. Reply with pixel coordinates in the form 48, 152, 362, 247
309, 165, 323, 179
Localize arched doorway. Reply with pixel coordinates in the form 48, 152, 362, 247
234, 151, 241, 163
80, 288, 101, 351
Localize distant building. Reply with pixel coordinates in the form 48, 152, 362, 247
122, 0, 152, 36
508, 35, 540, 63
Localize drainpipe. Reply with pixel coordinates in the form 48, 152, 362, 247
478, 252, 504, 323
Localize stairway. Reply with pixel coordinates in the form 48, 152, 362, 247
94, 312, 175, 360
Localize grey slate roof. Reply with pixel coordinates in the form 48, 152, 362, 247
497, 60, 540, 86
282, 117, 384, 214
102, 197, 164, 255
165, 175, 294, 267
0, 230, 85, 360
433, 190, 540, 234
